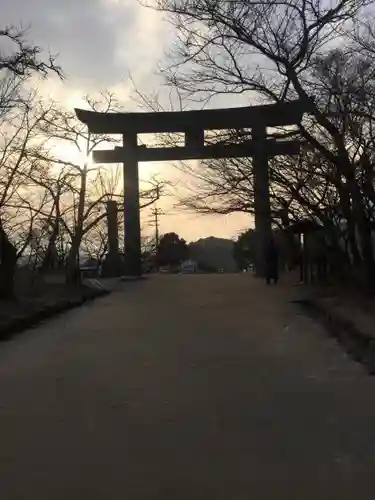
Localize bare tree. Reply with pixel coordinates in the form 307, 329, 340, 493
0, 88, 57, 297
0, 26, 61, 78
147, 0, 375, 290
34, 93, 122, 284
32, 95, 171, 284
0, 25, 62, 298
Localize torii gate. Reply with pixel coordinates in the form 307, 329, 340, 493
75, 100, 305, 277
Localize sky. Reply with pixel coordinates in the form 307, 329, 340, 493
2, 0, 252, 242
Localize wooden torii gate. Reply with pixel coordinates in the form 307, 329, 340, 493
75, 100, 305, 277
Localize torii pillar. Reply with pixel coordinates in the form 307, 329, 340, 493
121, 133, 142, 277
252, 124, 273, 277
104, 200, 125, 277
106, 200, 119, 255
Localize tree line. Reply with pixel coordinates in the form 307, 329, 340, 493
144, 232, 224, 273
5, 2, 375, 294
0, 27, 165, 298
138, 0, 375, 292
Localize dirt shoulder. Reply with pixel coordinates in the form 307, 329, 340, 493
0, 273, 110, 341
294, 279, 375, 374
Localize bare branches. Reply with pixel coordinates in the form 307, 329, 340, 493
137, 0, 375, 286
149, 0, 365, 103
0, 26, 63, 79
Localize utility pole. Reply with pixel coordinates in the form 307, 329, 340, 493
149, 184, 163, 246
148, 185, 164, 271
149, 207, 165, 248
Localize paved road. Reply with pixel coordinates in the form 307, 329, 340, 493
0, 275, 375, 499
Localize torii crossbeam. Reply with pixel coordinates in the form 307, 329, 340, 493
75, 100, 306, 277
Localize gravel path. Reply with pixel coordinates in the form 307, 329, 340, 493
0, 274, 374, 499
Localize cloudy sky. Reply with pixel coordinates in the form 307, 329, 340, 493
3, 0, 251, 242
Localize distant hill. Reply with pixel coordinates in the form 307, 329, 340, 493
188, 237, 238, 272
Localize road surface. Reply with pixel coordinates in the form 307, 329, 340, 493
0, 274, 375, 499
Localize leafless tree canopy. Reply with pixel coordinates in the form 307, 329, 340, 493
138, 0, 375, 289
0, 26, 62, 78
0, 27, 166, 296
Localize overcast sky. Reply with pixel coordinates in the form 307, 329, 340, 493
3, 0, 251, 242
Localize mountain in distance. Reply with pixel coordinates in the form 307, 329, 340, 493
188, 236, 239, 273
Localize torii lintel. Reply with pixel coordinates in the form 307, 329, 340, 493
74, 99, 304, 135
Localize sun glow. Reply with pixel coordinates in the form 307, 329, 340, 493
49, 141, 90, 170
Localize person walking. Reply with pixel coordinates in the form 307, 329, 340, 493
265, 237, 279, 285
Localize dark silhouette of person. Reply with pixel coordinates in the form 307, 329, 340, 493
265, 237, 279, 285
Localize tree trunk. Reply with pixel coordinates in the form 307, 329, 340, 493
347, 174, 375, 293
65, 235, 82, 286
41, 222, 59, 272
353, 206, 375, 293
331, 165, 362, 267
0, 225, 17, 300
64, 165, 88, 286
